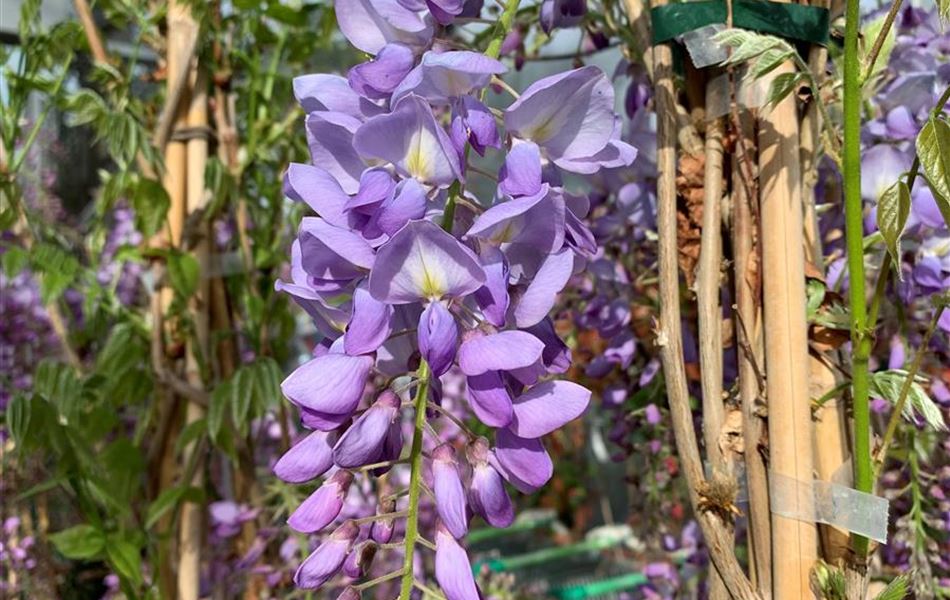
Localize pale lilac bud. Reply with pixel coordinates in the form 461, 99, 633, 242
333, 390, 401, 468
288, 471, 353, 533
343, 541, 378, 579
432, 444, 468, 538
370, 498, 397, 543
466, 438, 514, 528
418, 301, 458, 376
435, 522, 481, 600
294, 521, 359, 589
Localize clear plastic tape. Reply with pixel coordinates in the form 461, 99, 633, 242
769, 471, 889, 543
679, 24, 729, 69
705, 65, 772, 120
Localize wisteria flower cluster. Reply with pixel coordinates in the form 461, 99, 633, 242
271, 0, 635, 596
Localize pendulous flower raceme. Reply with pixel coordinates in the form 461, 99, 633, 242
272, 1, 635, 597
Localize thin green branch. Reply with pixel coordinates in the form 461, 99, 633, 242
398, 359, 431, 600
843, 0, 872, 558
872, 306, 945, 480
861, 0, 904, 84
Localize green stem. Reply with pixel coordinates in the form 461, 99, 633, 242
843, 0, 872, 558
483, 0, 521, 60
398, 360, 431, 600
860, 0, 903, 85
872, 306, 945, 481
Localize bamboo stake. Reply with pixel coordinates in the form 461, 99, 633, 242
652, 2, 759, 596
732, 113, 772, 596
72, 0, 109, 66
178, 60, 209, 600
757, 51, 819, 599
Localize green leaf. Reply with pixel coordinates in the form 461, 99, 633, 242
1, 245, 29, 278
145, 487, 187, 530
106, 538, 143, 587
31, 243, 80, 304
50, 524, 106, 560
766, 72, 802, 107
231, 367, 252, 436
715, 29, 794, 68
870, 370, 948, 432
133, 178, 170, 237
174, 417, 208, 456
6, 394, 32, 446
876, 179, 911, 269
748, 46, 795, 80
208, 380, 230, 445
873, 575, 909, 600
167, 251, 200, 299
916, 116, 950, 229
806, 278, 827, 322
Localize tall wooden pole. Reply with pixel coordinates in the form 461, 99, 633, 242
757, 50, 819, 600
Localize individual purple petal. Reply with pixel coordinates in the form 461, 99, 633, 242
369, 220, 486, 303
343, 541, 378, 579
458, 330, 544, 376
491, 428, 553, 493
348, 43, 416, 100
392, 50, 507, 103
288, 471, 353, 533
273, 430, 335, 483
465, 184, 566, 277
432, 444, 468, 538
498, 141, 542, 197
300, 408, 352, 431
418, 301, 458, 376
336, 587, 361, 600
912, 185, 947, 229
354, 95, 462, 187
305, 111, 367, 194
540, 0, 587, 32
473, 246, 510, 327
294, 521, 359, 589
450, 96, 500, 156
275, 241, 350, 336
344, 283, 394, 356
511, 249, 574, 328
282, 352, 374, 416
524, 318, 571, 374
334, 0, 433, 55
467, 438, 514, 528
435, 524, 481, 600
348, 168, 398, 215
465, 371, 513, 428
293, 74, 382, 119
373, 418, 405, 476
370, 498, 397, 543
332, 390, 401, 468
364, 179, 428, 240
426, 0, 465, 24
554, 130, 638, 174
283, 163, 351, 228
505, 67, 614, 163
508, 380, 590, 438
299, 217, 376, 278
860, 144, 910, 202
563, 202, 598, 256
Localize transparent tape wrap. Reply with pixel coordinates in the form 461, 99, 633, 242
705, 67, 773, 120
769, 471, 889, 543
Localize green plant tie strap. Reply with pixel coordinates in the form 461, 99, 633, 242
651, 0, 829, 46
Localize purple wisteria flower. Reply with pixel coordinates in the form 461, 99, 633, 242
272, 3, 633, 595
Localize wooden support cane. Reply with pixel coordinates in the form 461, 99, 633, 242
757, 43, 819, 600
